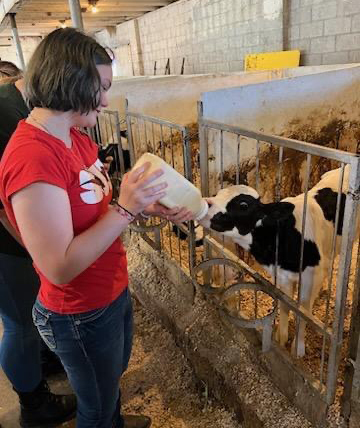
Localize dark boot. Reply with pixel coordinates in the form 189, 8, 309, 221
123, 414, 151, 428
15, 380, 76, 428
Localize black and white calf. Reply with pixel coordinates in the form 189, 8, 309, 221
99, 129, 131, 175
199, 166, 352, 357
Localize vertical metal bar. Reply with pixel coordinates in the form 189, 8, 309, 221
177, 226, 183, 268
113, 111, 125, 176
151, 122, 156, 154
183, 127, 196, 274
220, 130, 224, 189
9, 14, 25, 70
298, 154, 312, 300
125, 99, 136, 165
198, 102, 209, 197
254, 139, 261, 316
294, 153, 311, 355
170, 128, 175, 168
320, 163, 346, 387
236, 135, 241, 185
68, 0, 84, 30
327, 159, 360, 404
144, 119, 148, 152
276, 147, 284, 203
255, 140, 260, 191
167, 126, 175, 258
341, 235, 360, 417
160, 125, 165, 160
274, 147, 283, 287
198, 102, 211, 270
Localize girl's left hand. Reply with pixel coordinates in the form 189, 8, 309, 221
143, 203, 194, 224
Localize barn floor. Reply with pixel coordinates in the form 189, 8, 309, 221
0, 298, 240, 428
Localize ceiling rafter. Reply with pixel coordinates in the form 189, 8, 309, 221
0, 0, 176, 35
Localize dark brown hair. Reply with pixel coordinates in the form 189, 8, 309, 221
25, 28, 113, 114
0, 61, 22, 78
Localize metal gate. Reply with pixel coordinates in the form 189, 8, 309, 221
125, 100, 198, 275
197, 101, 360, 409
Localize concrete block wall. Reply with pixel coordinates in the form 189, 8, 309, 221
289, 0, 360, 65
96, 0, 360, 76
0, 36, 41, 70
97, 0, 284, 76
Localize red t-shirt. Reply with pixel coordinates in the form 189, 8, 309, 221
0, 120, 128, 314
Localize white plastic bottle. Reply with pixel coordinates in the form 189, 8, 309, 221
133, 152, 208, 221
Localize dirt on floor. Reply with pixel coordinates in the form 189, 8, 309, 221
121, 297, 241, 428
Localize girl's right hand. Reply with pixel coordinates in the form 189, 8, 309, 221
117, 162, 167, 216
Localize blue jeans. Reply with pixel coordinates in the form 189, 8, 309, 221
0, 253, 42, 392
32, 288, 133, 428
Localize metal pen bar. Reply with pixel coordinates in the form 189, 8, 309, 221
125, 100, 136, 166
183, 127, 196, 274
320, 163, 346, 387
236, 135, 241, 185
274, 147, 284, 288
198, 102, 210, 197
113, 111, 125, 176
255, 140, 260, 192
327, 159, 360, 404
144, 119, 148, 152
276, 147, 284, 202
126, 110, 187, 132
151, 122, 156, 154
160, 125, 165, 160
201, 119, 358, 166
220, 130, 224, 189
295, 154, 312, 355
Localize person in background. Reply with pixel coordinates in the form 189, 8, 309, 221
0, 62, 77, 427
0, 28, 194, 428
0, 60, 22, 84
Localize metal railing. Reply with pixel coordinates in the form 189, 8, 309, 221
125, 99, 197, 274
198, 101, 360, 405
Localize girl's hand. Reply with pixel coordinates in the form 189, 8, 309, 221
118, 162, 167, 216
143, 203, 194, 225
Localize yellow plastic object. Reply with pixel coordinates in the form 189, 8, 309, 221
245, 50, 300, 71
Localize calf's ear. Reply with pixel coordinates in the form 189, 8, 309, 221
262, 202, 294, 226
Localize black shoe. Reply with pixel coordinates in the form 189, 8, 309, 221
123, 415, 151, 428
16, 380, 76, 428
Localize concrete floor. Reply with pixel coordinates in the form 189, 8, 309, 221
0, 321, 75, 428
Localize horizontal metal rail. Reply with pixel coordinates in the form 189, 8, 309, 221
200, 117, 359, 167
126, 110, 188, 133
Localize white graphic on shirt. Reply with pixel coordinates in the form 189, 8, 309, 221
79, 159, 111, 204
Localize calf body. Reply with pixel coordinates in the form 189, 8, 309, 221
199, 166, 349, 357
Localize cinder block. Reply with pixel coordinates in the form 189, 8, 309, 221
301, 53, 323, 65
349, 50, 360, 62
324, 17, 351, 35
243, 33, 260, 47
343, 0, 360, 16
229, 60, 244, 72
312, 2, 337, 21
290, 25, 300, 41
311, 35, 335, 53
336, 33, 360, 51
290, 6, 311, 25
352, 14, 360, 32
300, 21, 324, 39
322, 51, 349, 64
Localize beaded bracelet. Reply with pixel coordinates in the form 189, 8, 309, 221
139, 211, 151, 219
113, 202, 135, 222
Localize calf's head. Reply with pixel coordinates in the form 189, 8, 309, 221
199, 185, 294, 249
